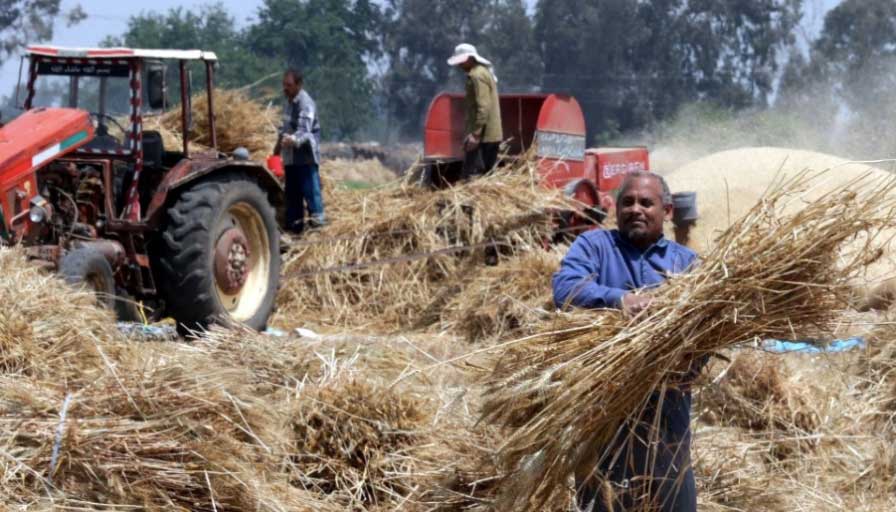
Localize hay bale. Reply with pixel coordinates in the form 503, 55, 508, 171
478, 170, 896, 510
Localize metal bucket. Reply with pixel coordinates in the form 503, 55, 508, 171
672, 191, 698, 224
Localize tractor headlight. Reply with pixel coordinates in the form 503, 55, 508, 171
29, 196, 51, 224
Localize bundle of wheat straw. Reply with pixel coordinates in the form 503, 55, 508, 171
439, 248, 564, 342
152, 89, 278, 160
0, 249, 123, 381
478, 170, 896, 510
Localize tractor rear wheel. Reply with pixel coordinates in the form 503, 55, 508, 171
156, 174, 280, 335
60, 248, 116, 310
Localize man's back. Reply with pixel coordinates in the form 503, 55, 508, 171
465, 64, 502, 144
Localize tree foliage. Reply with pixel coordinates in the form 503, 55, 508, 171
535, 0, 802, 141
0, 0, 84, 65
104, 3, 273, 90
249, 0, 382, 139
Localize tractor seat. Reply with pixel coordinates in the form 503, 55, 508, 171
84, 124, 122, 152
142, 131, 164, 169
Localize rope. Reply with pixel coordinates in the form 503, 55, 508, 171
48, 393, 73, 483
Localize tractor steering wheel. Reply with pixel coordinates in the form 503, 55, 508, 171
89, 112, 128, 136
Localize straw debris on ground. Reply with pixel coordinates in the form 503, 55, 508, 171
276, 156, 576, 333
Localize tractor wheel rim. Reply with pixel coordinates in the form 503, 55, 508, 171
214, 203, 270, 322
214, 227, 251, 295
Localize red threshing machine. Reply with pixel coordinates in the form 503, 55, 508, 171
420, 93, 696, 233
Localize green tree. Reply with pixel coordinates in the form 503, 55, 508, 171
535, 0, 802, 142
104, 3, 273, 90
810, 0, 896, 156
0, 0, 85, 65
382, 0, 541, 137
812, 0, 896, 111
248, 0, 382, 139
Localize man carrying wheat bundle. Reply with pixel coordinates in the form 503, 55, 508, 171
553, 171, 700, 512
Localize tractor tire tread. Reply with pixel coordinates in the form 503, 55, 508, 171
154, 173, 279, 334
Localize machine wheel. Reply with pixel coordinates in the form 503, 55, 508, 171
156, 174, 280, 335
60, 248, 116, 311
558, 179, 604, 239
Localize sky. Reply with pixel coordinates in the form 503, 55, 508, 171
1, 0, 843, 101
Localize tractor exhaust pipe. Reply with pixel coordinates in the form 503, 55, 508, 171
672, 191, 698, 248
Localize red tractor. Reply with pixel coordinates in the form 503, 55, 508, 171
420, 93, 697, 234
0, 46, 282, 333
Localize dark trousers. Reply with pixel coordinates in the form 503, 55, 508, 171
285, 163, 324, 234
576, 390, 697, 512
461, 142, 500, 180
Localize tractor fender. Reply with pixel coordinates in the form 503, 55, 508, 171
145, 157, 284, 227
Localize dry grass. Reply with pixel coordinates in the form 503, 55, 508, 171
5, 155, 896, 511
144, 89, 279, 160
477, 170, 896, 510
275, 156, 575, 332
439, 248, 564, 342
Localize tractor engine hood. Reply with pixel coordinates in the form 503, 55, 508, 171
0, 108, 95, 179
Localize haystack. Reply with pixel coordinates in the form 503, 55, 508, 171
439, 248, 564, 342
0, 251, 329, 510
320, 158, 400, 187
288, 376, 432, 508
696, 351, 821, 459
147, 89, 278, 160
275, 158, 575, 331
666, 147, 896, 286
0, 249, 121, 381
478, 170, 896, 510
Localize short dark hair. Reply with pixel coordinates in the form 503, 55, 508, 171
616, 171, 672, 206
284, 68, 304, 84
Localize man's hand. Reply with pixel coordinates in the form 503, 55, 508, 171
622, 293, 652, 317
281, 135, 295, 148
464, 133, 480, 152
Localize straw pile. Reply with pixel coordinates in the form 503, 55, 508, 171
276, 158, 575, 332
665, 147, 896, 284
439, 248, 564, 342
476, 170, 896, 510
144, 89, 278, 159
692, 343, 896, 511
320, 158, 400, 187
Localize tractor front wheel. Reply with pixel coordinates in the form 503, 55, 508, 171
156, 174, 280, 335
60, 248, 116, 310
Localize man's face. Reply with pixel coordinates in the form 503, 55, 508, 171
283, 75, 300, 100
616, 176, 672, 248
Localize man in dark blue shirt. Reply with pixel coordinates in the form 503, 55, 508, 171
552, 171, 699, 512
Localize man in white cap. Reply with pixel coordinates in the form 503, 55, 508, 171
447, 43, 503, 180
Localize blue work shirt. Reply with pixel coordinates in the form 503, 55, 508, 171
555, 229, 700, 512
552, 229, 696, 310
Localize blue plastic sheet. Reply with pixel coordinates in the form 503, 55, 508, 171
762, 337, 866, 354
